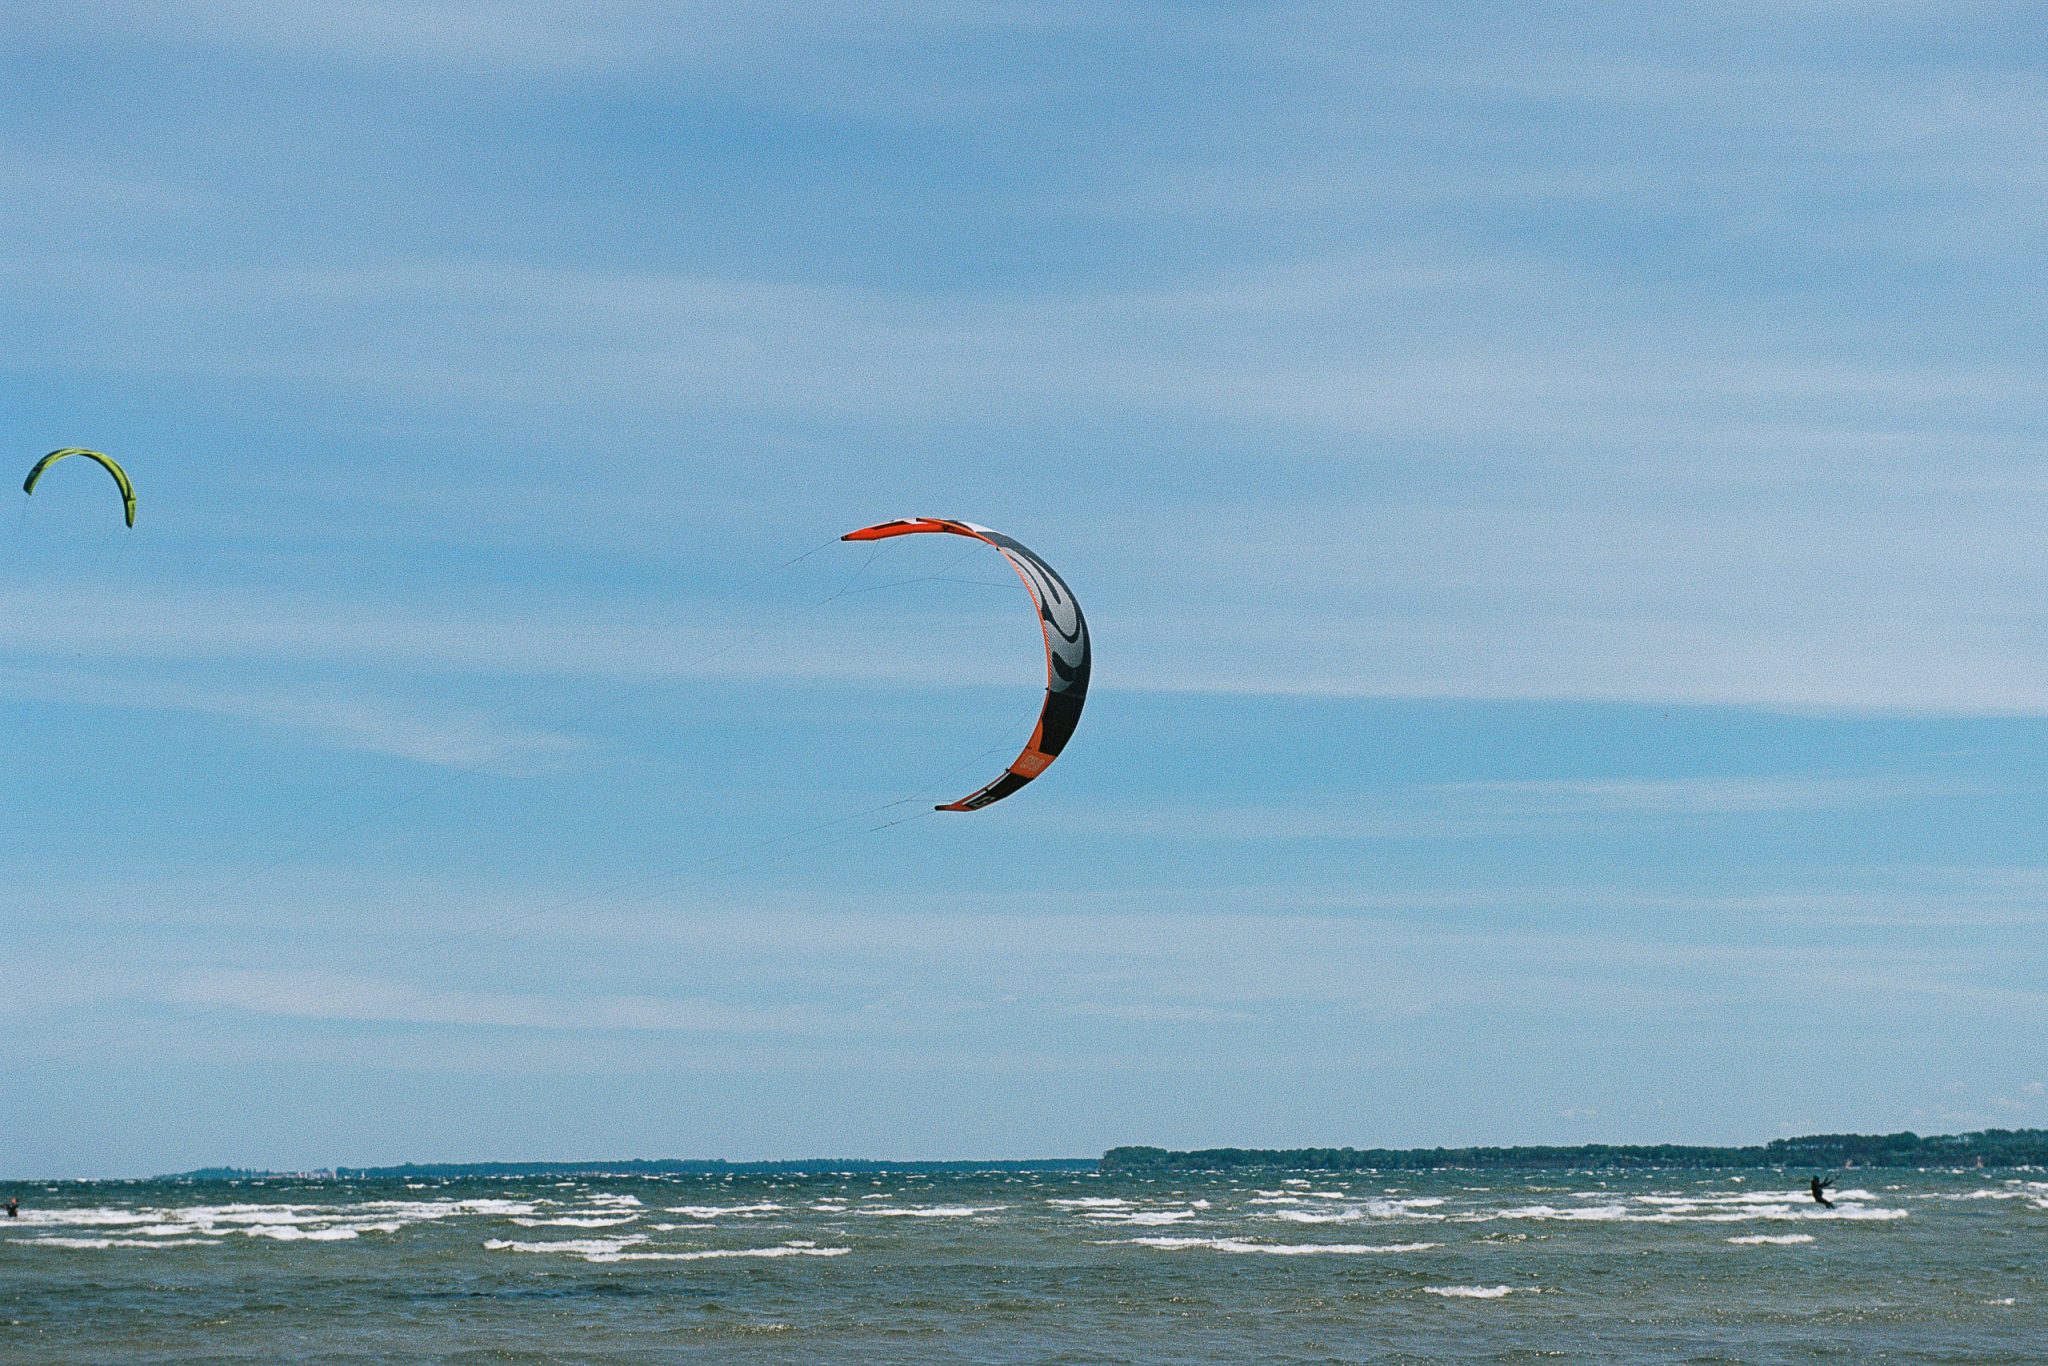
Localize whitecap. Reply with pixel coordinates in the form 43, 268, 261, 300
485, 1235, 650, 1257
1424, 1285, 1524, 1299
856, 1205, 1001, 1218
1266, 1208, 1362, 1224
664, 1203, 782, 1219
241, 1224, 365, 1241
510, 1215, 642, 1228
1729, 1234, 1814, 1246
1083, 1209, 1196, 1225
12, 1207, 156, 1228
28, 1236, 216, 1250
1123, 1237, 1441, 1256
587, 1245, 851, 1263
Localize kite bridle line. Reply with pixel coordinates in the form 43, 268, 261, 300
34, 532, 1038, 1067
35, 532, 861, 976
33, 734, 1016, 1073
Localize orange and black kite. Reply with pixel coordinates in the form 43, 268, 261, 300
842, 518, 1090, 811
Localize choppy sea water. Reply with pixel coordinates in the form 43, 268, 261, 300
4, 1167, 2045, 1363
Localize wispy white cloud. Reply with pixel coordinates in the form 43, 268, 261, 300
0, 663, 586, 769
1437, 774, 1970, 817
10, 248, 2035, 441
1022, 774, 1969, 841
168, 969, 835, 1033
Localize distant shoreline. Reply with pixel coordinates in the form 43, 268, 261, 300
130, 1127, 2048, 1182
1102, 1127, 2048, 1173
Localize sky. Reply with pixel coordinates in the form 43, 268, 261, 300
4, 2, 2047, 1178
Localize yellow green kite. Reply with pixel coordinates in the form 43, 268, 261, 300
22, 448, 135, 527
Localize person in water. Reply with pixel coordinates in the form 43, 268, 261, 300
1809, 1176, 1835, 1209
4, 1197, 16, 1218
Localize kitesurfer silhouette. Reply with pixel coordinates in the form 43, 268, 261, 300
1809, 1176, 1835, 1209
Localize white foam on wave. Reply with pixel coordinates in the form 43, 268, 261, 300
856, 1205, 1001, 1218
587, 1245, 851, 1263
1949, 1190, 2033, 1200
1120, 1236, 1441, 1256
26, 1236, 217, 1250
1048, 1197, 1130, 1209
1477, 1198, 1906, 1225
244, 1223, 401, 1241
1424, 1285, 1525, 1299
1083, 1209, 1196, 1225
664, 1203, 782, 1219
510, 1215, 641, 1228
1728, 1234, 1814, 1245
13, 1200, 439, 1241
1265, 1208, 1362, 1224
486, 1235, 650, 1257
12, 1207, 157, 1228
486, 1235, 845, 1264
1947, 1185, 2048, 1209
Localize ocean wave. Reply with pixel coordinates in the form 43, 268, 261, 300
1047, 1197, 1129, 1209
484, 1236, 845, 1264
856, 1205, 1002, 1218
509, 1215, 641, 1228
1424, 1285, 1524, 1299
13, 1200, 451, 1240
1728, 1234, 1815, 1245
1264, 1208, 1362, 1224
588, 1245, 851, 1263
664, 1203, 783, 1219
242, 1224, 386, 1241
25, 1236, 218, 1250
1083, 1209, 1196, 1225
485, 1236, 650, 1257
1478, 1200, 1906, 1224
12, 1207, 159, 1228
1120, 1237, 1442, 1256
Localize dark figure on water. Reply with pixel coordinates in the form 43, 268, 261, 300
1809, 1176, 1835, 1209
4, 1197, 16, 1218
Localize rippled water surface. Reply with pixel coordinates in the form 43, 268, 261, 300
4, 1167, 2045, 1362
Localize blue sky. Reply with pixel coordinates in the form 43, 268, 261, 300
5, 2, 2047, 1177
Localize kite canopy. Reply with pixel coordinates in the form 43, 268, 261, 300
22, 448, 135, 527
843, 518, 1089, 811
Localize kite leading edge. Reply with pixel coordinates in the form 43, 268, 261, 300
22, 448, 136, 527
842, 518, 1090, 811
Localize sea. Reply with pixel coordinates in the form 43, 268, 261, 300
3, 1166, 2044, 1363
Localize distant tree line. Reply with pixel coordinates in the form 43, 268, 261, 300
161, 1158, 1099, 1180
1099, 1129, 2048, 1173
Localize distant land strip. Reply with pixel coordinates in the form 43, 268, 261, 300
171, 1158, 1099, 1181
155, 1129, 2048, 1181
1101, 1128, 2048, 1172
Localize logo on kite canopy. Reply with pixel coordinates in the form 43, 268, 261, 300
842, 518, 1090, 812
